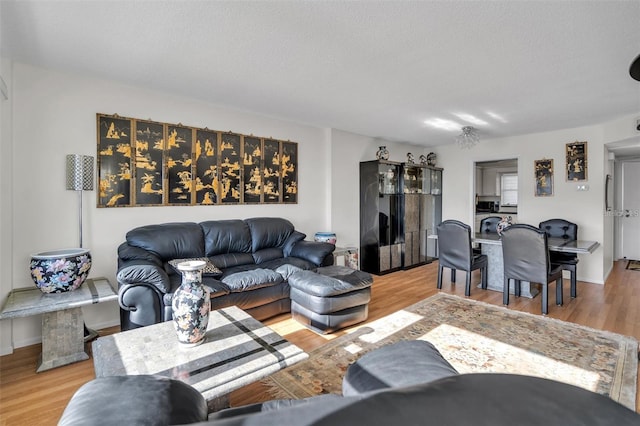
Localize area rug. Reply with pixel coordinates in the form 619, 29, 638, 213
262, 293, 638, 410
626, 260, 640, 271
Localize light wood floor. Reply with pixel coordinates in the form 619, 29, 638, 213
1, 260, 639, 425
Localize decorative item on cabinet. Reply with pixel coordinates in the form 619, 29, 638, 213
426, 152, 437, 166
419, 154, 428, 166
376, 146, 389, 160
406, 152, 415, 164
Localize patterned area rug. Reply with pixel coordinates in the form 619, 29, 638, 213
262, 293, 638, 410
626, 260, 640, 271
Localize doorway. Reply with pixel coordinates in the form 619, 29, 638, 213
617, 160, 640, 260
473, 159, 518, 232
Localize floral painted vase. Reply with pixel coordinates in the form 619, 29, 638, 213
314, 232, 337, 245
172, 260, 211, 347
496, 216, 514, 237
376, 146, 389, 160
30, 248, 92, 293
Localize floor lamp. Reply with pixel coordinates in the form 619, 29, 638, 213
66, 154, 98, 341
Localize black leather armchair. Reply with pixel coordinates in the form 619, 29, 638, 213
539, 219, 579, 298
501, 224, 563, 315
436, 220, 488, 296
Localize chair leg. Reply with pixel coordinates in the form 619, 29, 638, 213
465, 272, 471, 297
570, 269, 577, 298
503, 278, 510, 306
556, 278, 563, 306
437, 266, 443, 289
514, 280, 521, 297
481, 266, 488, 289
541, 284, 549, 315
451, 269, 456, 283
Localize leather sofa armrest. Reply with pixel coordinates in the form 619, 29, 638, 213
289, 241, 335, 266
117, 259, 171, 293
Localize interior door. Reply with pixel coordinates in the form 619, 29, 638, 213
621, 161, 640, 259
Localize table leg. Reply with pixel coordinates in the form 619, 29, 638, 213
207, 394, 230, 412
37, 307, 89, 372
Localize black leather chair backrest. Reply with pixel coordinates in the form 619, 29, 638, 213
479, 216, 502, 234
501, 224, 550, 284
436, 220, 473, 271
539, 219, 578, 240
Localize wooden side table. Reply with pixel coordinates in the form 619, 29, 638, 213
0, 277, 117, 372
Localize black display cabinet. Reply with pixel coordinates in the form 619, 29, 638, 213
360, 160, 442, 275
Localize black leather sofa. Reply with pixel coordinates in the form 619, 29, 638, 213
60, 340, 640, 425
117, 217, 335, 330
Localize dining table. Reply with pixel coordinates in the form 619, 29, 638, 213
473, 232, 600, 297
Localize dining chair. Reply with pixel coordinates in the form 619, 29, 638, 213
539, 219, 579, 298
436, 220, 488, 296
479, 216, 502, 234
501, 224, 563, 315
473, 215, 502, 255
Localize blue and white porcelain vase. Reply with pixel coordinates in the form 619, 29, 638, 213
172, 260, 210, 347
376, 146, 389, 161
29, 248, 92, 293
314, 232, 337, 245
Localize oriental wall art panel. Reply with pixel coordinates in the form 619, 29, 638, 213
97, 113, 298, 208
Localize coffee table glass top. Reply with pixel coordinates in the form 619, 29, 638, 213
93, 306, 308, 402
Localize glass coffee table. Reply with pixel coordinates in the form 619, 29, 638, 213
92, 306, 308, 411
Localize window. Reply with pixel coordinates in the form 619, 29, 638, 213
500, 173, 518, 206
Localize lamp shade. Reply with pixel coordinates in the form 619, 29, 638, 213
66, 154, 94, 191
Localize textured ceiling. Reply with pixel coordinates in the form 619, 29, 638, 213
1, 1, 639, 148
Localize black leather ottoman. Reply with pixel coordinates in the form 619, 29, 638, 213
289, 265, 373, 334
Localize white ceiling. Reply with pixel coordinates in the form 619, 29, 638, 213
1, 1, 639, 149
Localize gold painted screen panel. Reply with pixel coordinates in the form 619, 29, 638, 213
97, 113, 298, 207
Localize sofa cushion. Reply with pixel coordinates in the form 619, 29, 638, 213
274, 264, 305, 280
253, 247, 284, 264
201, 219, 252, 256
289, 267, 373, 298
221, 268, 284, 292
246, 217, 294, 252
210, 253, 256, 269
126, 222, 204, 260
167, 257, 222, 276
289, 241, 336, 266
342, 340, 459, 396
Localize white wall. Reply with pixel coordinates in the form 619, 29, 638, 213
3, 62, 331, 353
0, 56, 14, 354
434, 114, 640, 286
328, 129, 425, 249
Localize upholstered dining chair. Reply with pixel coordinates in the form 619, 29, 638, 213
473, 215, 503, 255
539, 219, 579, 298
436, 220, 488, 297
479, 216, 502, 234
501, 224, 564, 315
